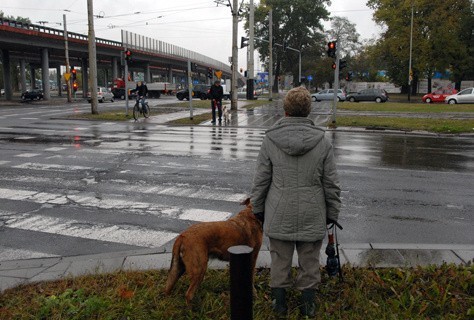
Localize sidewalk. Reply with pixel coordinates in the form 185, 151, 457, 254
1, 242, 473, 292
1, 98, 473, 293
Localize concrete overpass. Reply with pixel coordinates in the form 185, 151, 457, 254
0, 18, 239, 100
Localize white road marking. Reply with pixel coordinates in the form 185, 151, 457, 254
45, 147, 67, 152
14, 136, 35, 140
180, 209, 231, 222
12, 162, 93, 171
0, 187, 235, 220
5, 214, 177, 248
15, 153, 40, 158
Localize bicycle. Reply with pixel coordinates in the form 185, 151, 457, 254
133, 96, 150, 120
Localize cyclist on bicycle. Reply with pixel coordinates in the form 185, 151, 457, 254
133, 81, 148, 110
209, 80, 223, 124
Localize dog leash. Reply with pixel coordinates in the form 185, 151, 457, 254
325, 220, 343, 282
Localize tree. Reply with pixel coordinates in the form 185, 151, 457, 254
326, 16, 361, 58
367, 0, 474, 92
243, 0, 330, 91
0, 11, 31, 23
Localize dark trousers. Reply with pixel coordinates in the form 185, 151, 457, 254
211, 99, 222, 122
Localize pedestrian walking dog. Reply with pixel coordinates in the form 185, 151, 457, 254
164, 198, 263, 304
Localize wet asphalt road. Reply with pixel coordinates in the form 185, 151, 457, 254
0, 97, 472, 261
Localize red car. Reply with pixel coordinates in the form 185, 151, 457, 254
422, 89, 457, 103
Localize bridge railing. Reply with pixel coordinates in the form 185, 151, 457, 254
0, 18, 121, 47
1, 18, 231, 72
122, 30, 231, 73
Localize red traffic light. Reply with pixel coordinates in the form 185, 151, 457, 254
332, 62, 337, 69
327, 41, 337, 58
71, 68, 77, 74
124, 49, 132, 61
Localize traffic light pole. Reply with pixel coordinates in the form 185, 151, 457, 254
331, 40, 340, 126
63, 14, 72, 103
268, 8, 273, 101
188, 59, 193, 119
124, 56, 129, 115
247, 0, 255, 100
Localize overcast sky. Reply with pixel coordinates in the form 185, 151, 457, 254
1, 0, 383, 72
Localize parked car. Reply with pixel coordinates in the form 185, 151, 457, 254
346, 88, 388, 103
422, 89, 457, 103
111, 88, 136, 100
87, 87, 114, 103
444, 87, 474, 104
237, 86, 259, 99
21, 90, 43, 101
311, 89, 346, 102
176, 84, 210, 100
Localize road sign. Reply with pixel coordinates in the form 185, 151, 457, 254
307, 75, 313, 81
64, 73, 71, 81
215, 70, 223, 79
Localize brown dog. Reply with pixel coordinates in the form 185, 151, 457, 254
164, 198, 263, 304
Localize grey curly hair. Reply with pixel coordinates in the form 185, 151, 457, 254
283, 86, 312, 117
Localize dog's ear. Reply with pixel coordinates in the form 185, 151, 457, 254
240, 197, 251, 206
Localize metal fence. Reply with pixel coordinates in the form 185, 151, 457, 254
121, 30, 231, 73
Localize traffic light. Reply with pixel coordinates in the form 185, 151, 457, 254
191, 63, 198, 72
124, 49, 132, 62
283, 40, 288, 52
345, 72, 353, 81
240, 36, 249, 48
71, 67, 77, 81
72, 81, 78, 92
332, 62, 337, 70
207, 67, 213, 79
339, 60, 347, 70
327, 41, 336, 58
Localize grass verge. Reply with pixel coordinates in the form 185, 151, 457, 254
338, 102, 474, 113
332, 116, 474, 134
0, 264, 472, 319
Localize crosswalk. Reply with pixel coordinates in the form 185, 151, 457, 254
0, 124, 266, 261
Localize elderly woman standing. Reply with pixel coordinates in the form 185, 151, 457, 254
251, 86, 341, 317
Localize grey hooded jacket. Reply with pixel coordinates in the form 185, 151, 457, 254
251, 117, 341, 242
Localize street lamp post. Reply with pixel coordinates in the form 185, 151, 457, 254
408, 1, 414, 102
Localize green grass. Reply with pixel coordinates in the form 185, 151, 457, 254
64, 99, 474, 133
333, 116, 474, 134
0, 265, 472, 319
338, 102, 474, 113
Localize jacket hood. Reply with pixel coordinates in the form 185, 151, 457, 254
265, 117, 325, 156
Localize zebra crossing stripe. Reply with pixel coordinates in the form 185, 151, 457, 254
5, 213, 178, 248
0, 187, 234, 221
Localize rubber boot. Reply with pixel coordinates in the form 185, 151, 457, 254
300, 289, 316, 317
271, 288, 287, 316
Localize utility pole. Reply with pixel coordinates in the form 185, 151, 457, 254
188, 59, 193, 119
408, 1, 414, 102
63, 14, 72, 103
87, 0, 98, 114
268, 8, 273, 101
247, 0, 255, 100
331, 39, 340, 125
230, 0, 239, 111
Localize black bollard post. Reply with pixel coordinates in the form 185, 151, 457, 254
228, 245, 253, 320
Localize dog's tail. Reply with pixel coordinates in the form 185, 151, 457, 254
164, 235, 185, 295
